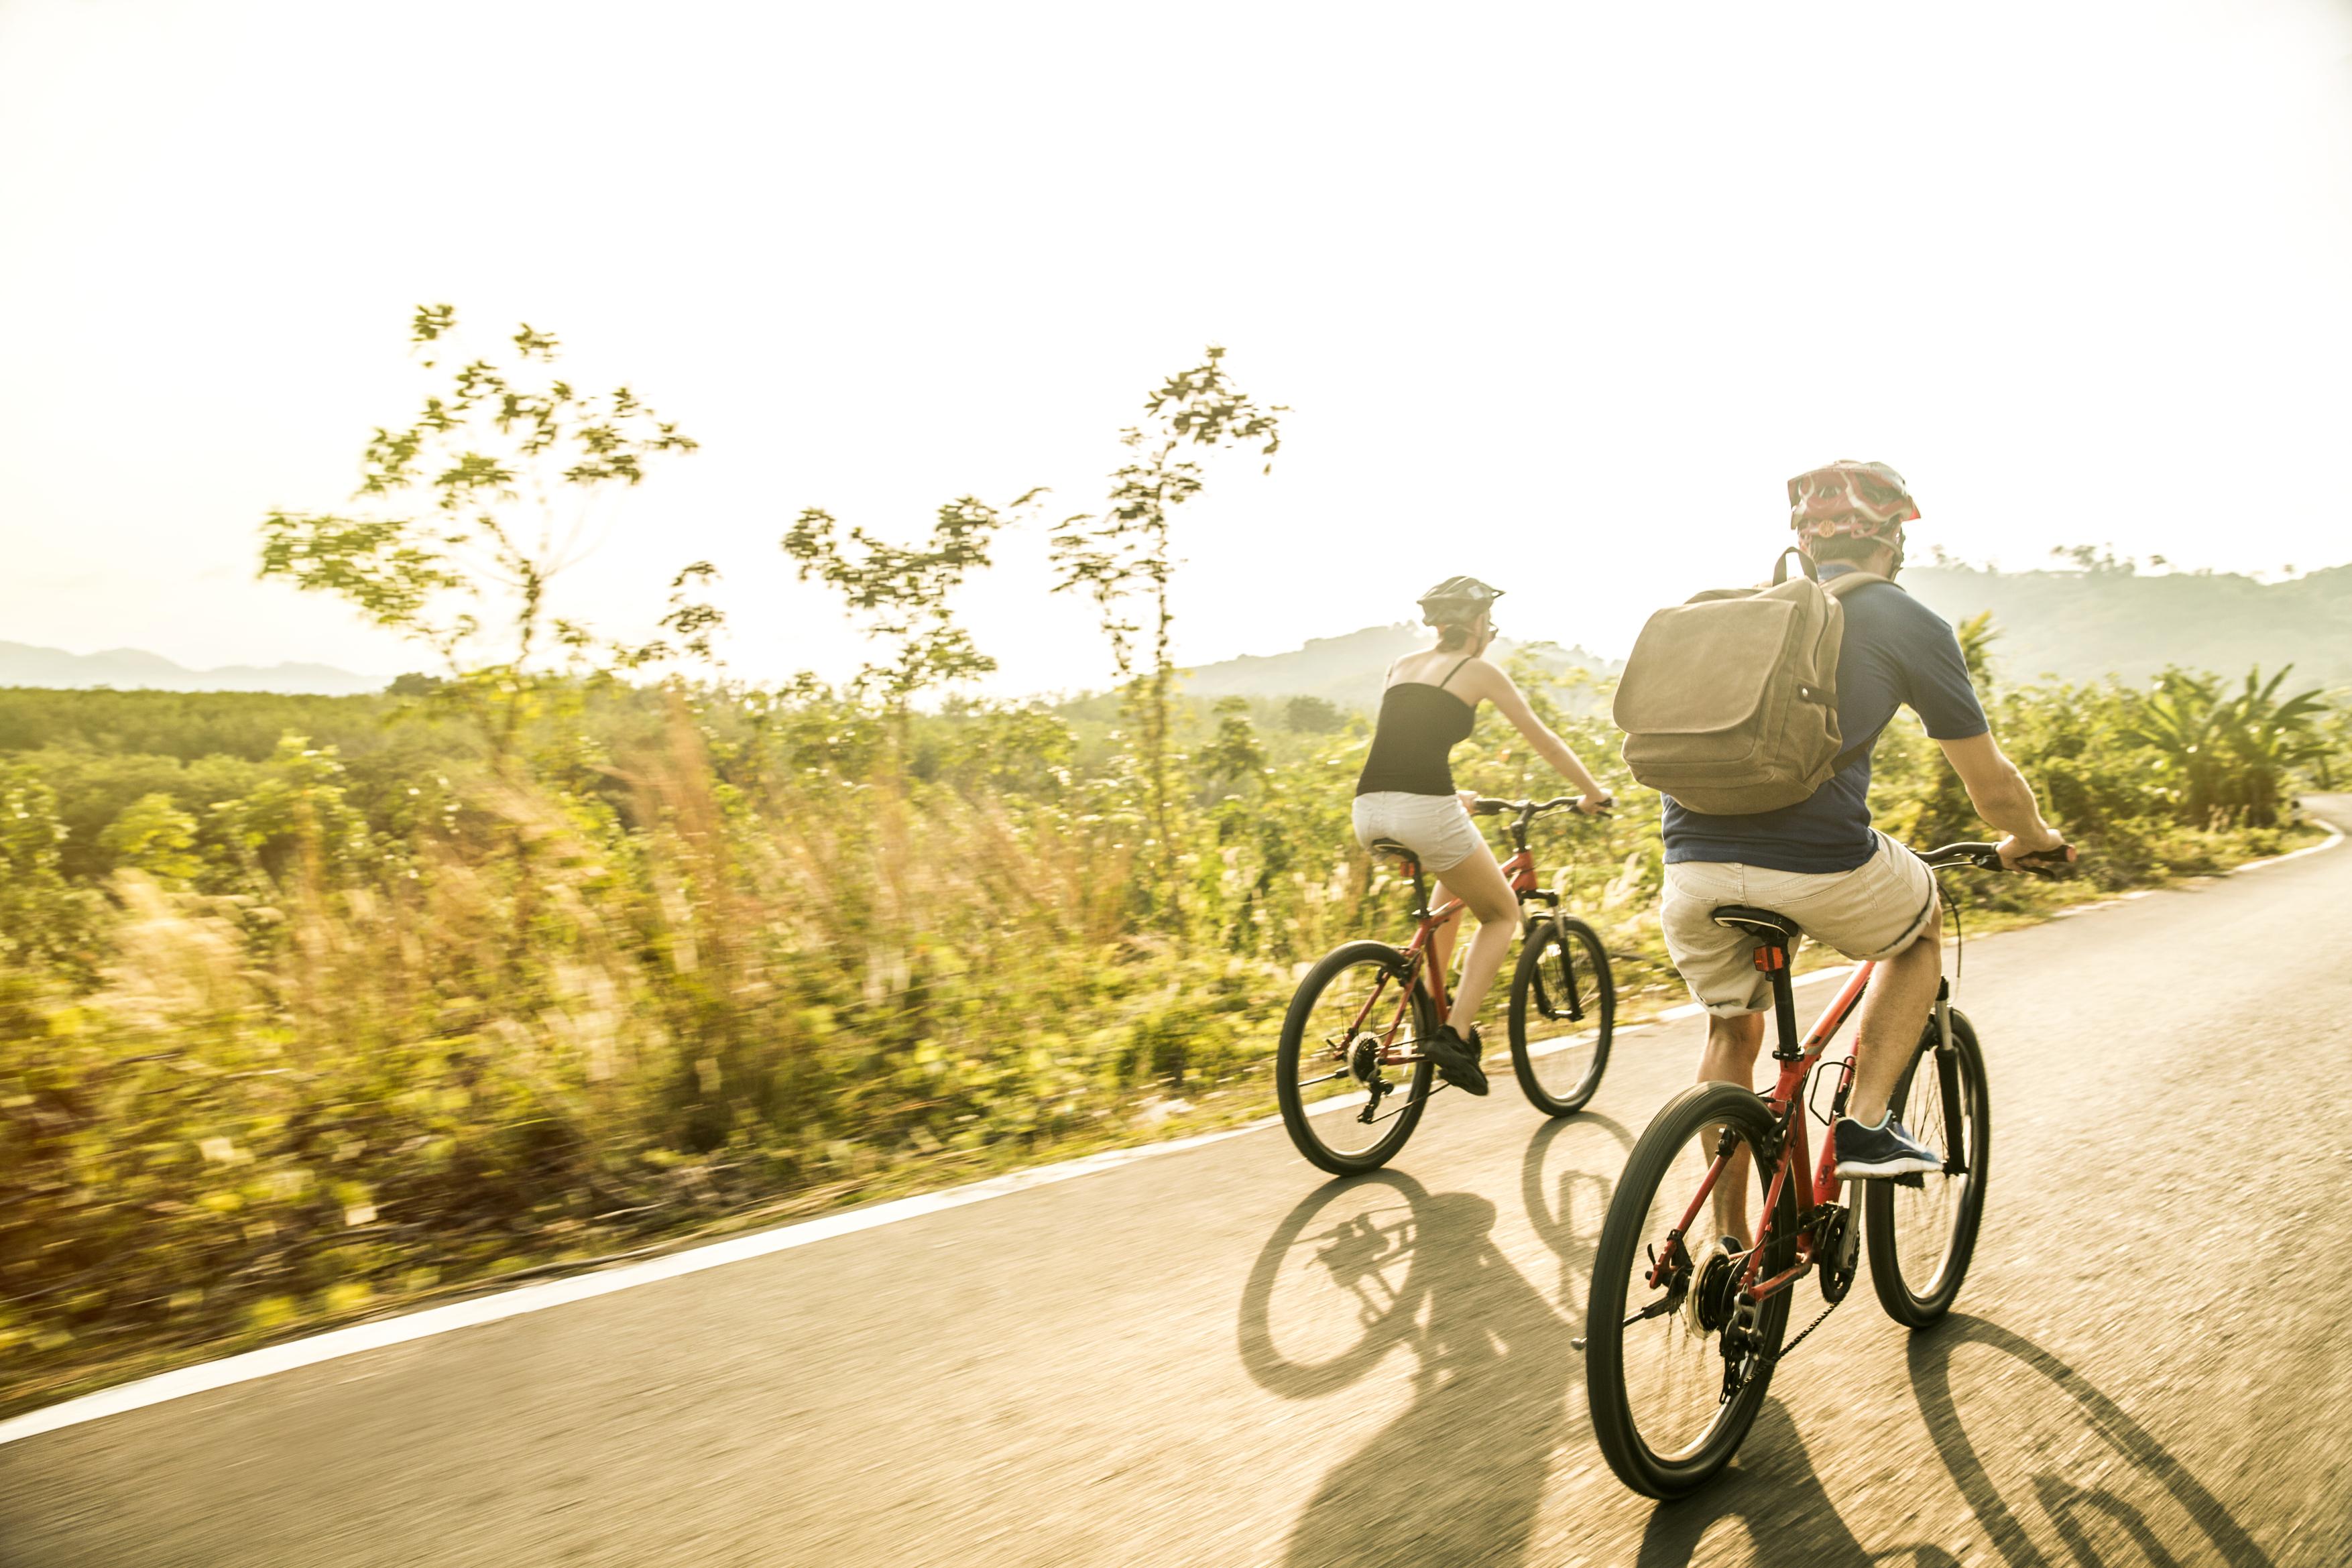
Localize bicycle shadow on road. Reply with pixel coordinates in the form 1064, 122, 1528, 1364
1519, 1110, 1634, 1339
1234, 1114, 1633, 1568
1906, 1314, 2276, 1568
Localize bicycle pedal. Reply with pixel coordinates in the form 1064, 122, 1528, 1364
1890, 1170, 1926, 1189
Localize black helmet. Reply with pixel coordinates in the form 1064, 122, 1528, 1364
1416, 575, 1504, 627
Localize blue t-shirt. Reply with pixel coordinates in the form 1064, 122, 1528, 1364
1661, 565, 1990, 873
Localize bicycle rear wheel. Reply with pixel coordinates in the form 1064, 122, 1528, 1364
1507, 914, 1614, 1115
1585, 1081, 1796, 1498
1276, 941, 1439, 1175
1864, 1008, 1990, 1327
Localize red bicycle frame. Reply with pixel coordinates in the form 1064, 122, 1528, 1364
1648, 954, 1878, 1299
1346, 833, 1547, 1067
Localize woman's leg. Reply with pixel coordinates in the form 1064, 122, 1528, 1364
1431, 839, 1521, 1034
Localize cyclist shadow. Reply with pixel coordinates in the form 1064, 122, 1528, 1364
1274, 1184, 1572, 1568
1627, 1394, 1966, 1567
1906, 1314, 2276, 1568
1237, 1115, 1633, 1568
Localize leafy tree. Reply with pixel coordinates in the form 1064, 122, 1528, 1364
1051, 347, 1283, 904
259, 306, 705, 761
0, 766, 91, 970
2125, 664, 2329, 827
782, 492, 1041, 714
1954, 610, 1999, 690
1283, 695, 1344, 733
1197, 698, 1267, 790
98, 793, 202, 884
2215, 665, 2330, 825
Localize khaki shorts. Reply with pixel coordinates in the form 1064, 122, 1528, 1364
1660, 833, 1938, 1017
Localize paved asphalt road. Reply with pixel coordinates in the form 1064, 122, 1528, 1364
7, 802, 2352, 1567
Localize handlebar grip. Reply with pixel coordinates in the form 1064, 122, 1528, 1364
1470, 798, 1510, 817
2013, 844, 2077, 880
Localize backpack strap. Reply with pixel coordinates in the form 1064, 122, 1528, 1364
1821, 571, 1891, 773
1828, 734, 1877, 776
1771, 548, 1820, 585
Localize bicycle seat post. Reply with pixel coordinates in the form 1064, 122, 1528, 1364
1710, 905, 1805, 1061
1369, 839, 1429, 920
1756, 939, 1800, 1063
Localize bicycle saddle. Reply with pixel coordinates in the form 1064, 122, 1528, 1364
1710, 904, 1802, 946
1367, 837, 1415, 856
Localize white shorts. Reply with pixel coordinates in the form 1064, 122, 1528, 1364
1352, 790, 1484, 875
1660, 833, 1938, 1017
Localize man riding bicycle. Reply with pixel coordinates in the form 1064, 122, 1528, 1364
1660, 461, 2072, 1246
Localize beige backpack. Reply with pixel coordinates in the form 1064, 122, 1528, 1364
1612, 553, 1886, 816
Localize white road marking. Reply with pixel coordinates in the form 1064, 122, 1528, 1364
0, 1122, 1266, 1448
10, 819, 2341, 1448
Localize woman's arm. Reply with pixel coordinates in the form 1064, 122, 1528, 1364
1464, 661, 1612, 811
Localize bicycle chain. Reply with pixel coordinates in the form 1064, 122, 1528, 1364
1763, 1292, 1842, 1366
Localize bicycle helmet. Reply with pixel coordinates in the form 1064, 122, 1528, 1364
1416, 575, 1505, 627
1787, 460, 1920, 548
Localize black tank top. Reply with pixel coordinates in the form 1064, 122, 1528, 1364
1355, 659, 1478, 797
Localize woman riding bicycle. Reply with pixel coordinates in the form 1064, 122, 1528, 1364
1352, 575, 1611, 1095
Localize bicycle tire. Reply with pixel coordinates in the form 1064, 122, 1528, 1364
1276, 941, 1439, 1175
1586, 1081, 1796, 1498
1507, 914, 1615, 1115
1863, 1008, 1990, 1327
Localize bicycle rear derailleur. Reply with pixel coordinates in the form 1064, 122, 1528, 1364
1348, 1033, 1391, 1123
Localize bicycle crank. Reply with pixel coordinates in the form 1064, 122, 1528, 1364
1817, 1203, 1859, 1304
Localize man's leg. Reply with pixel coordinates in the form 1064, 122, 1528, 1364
1845, 903, 1942, 1126
1698, 1010, 1765, 1250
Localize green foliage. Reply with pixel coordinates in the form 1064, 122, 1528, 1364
1198, 699, 1267, 790
1051, 347, 1285, 910
782, 492, 1042, 709
97, 794, 201, 884
2123, 665, 2328, 828
1283, 695, 1344, 733
257, 307, 709, 760
0, 640, 2339, 1400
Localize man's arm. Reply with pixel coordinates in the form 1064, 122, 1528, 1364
1936, 732, 2070, 867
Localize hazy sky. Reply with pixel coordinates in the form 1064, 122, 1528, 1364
5, 0, 2350, 694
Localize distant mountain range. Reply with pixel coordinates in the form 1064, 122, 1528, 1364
0, 642, 384, 695
1181, 625, 1622, 710
1181, 560, 2352, 710
1899, 562, 2352, 689
14, 558, 2349, 705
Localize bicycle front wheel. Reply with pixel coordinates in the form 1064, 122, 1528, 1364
1586, 1081, 1796, 1498
1864, 1008, 1990, 1327
1507, 914, 1614, 1115
1275, 941, 1439, 1176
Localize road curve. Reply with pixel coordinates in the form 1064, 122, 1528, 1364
7, 802, 2352, 1567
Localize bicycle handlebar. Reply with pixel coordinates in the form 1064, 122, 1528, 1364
1918, 841, 2078, 879
1470, 795, 1612, 820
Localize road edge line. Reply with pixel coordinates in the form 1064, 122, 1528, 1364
0, 1122, 1264, 1448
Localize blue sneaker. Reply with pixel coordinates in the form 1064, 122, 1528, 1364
1834, 1113, 1940, 1181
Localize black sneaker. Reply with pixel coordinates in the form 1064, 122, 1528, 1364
1834, 1113, 1940, 1181
1424, 1024, 1490, 1095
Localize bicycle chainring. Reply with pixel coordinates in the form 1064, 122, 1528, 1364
1818, 1205, 1859, 1304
